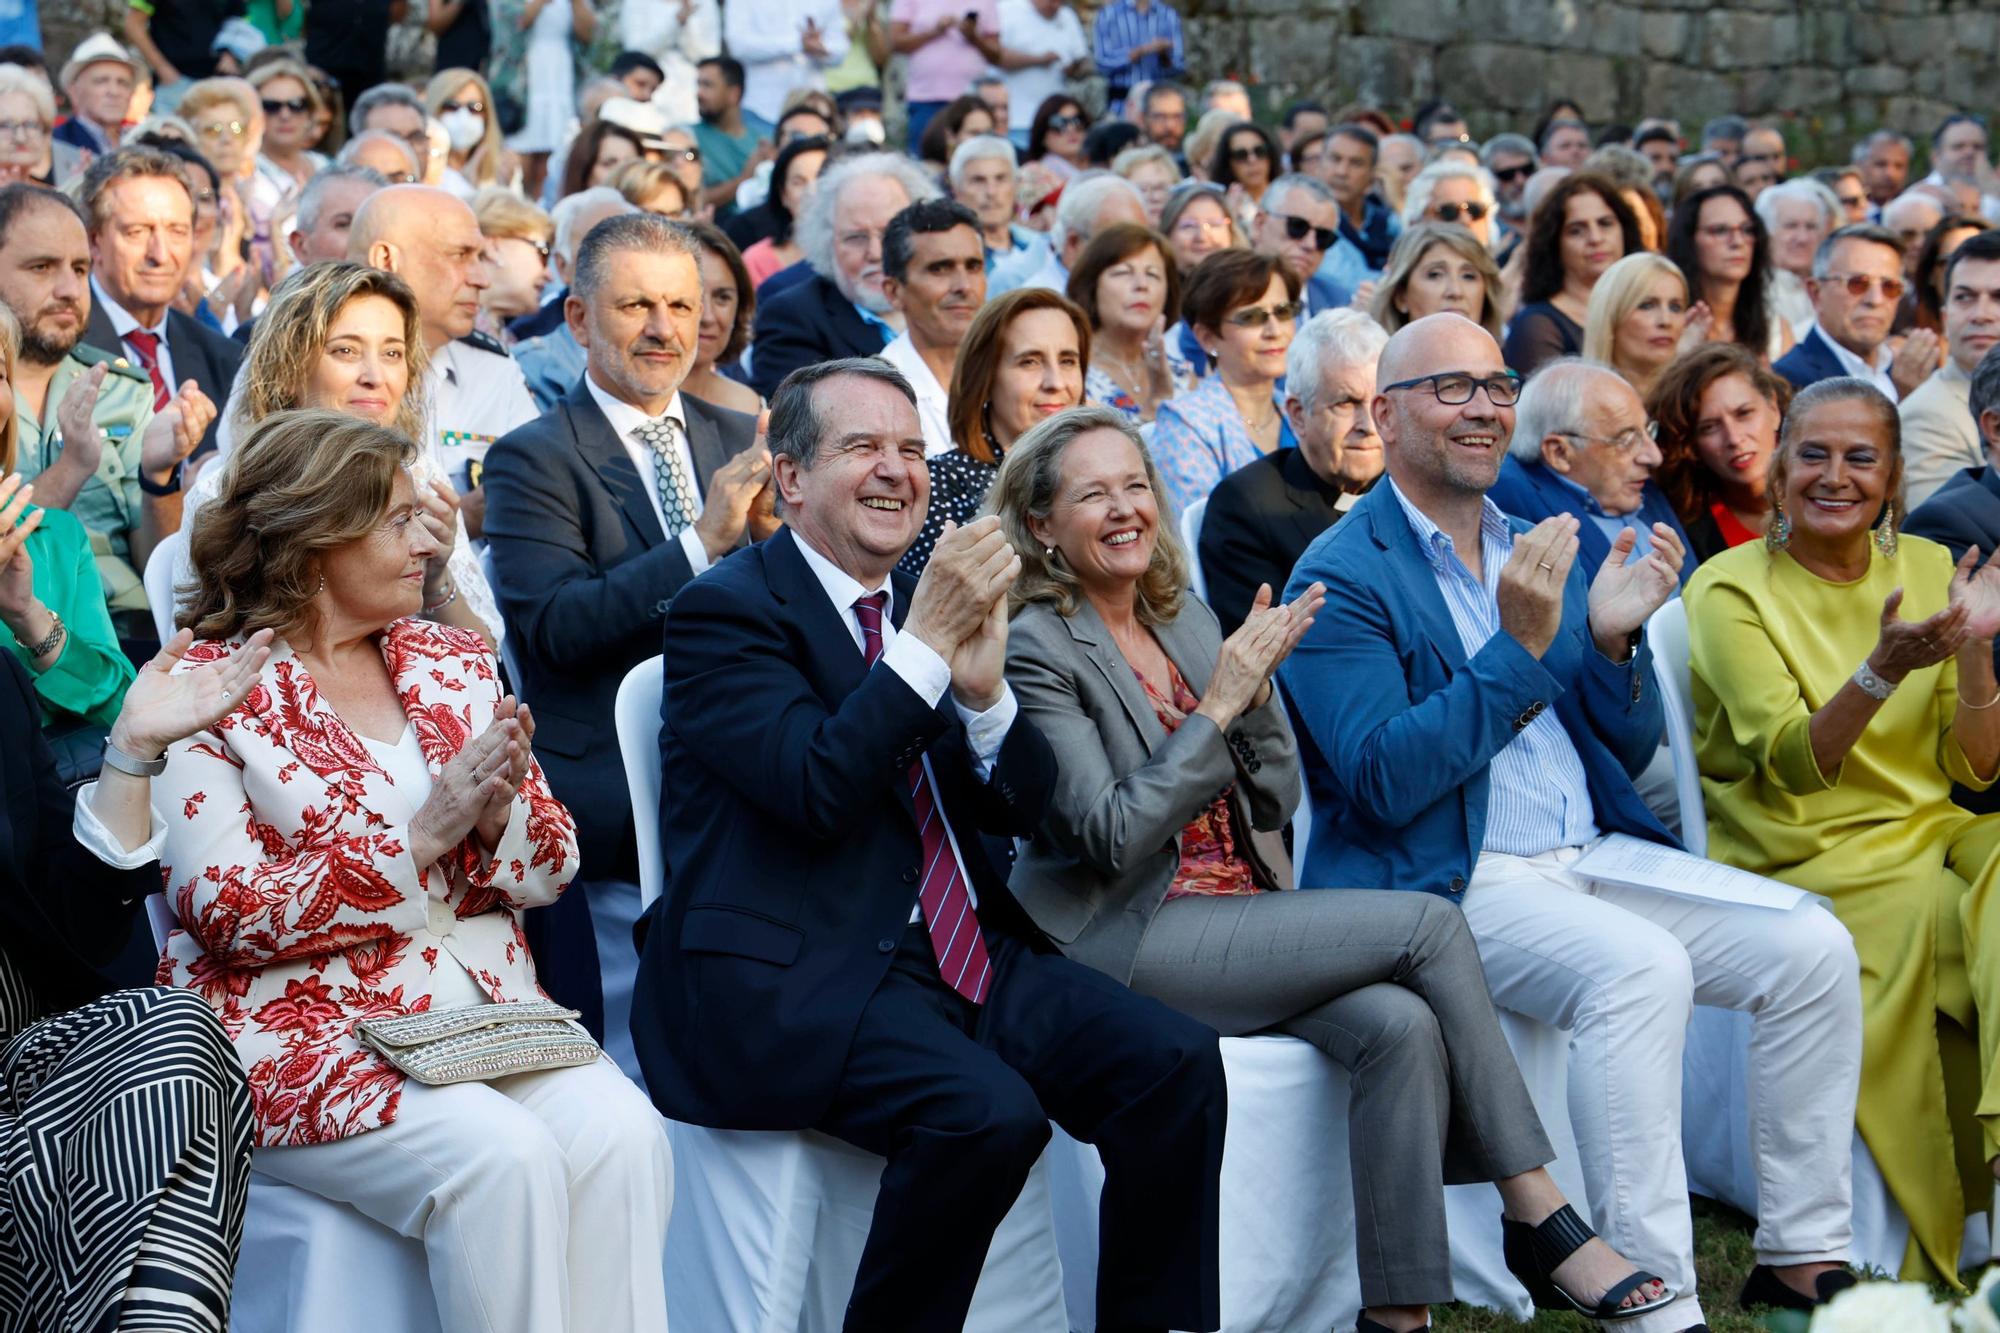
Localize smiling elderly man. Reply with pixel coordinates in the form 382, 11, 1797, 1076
1488, 357, 1695, 588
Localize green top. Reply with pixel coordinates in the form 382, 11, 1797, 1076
12, 346, 156, 600
692, 119, 766, 190
1, 506, 136, 729
245, 0, 304, 44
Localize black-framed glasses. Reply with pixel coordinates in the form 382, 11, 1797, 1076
261, 97, 310, 116
1561, 421, 1659, 453
1047, 113, 1086, 132
1432, 200, 1488, 224
1224, 301, 1300, 329
1381, 371, 1523, 406
1229, 142, 1271, 162
1275, 214, 1337, 251
440, 98, 485, 116
0, 120, 44, 140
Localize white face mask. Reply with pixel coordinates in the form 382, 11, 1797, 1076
845, 117, 885, 146
441, 108, 485, 151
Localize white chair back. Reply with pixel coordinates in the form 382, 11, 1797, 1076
614, 655, 667, 906
1180, 495, 1209, 602
1645, 597, 1706, 857
143, 529, 185, 644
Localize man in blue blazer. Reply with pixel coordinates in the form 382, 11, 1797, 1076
1772, 223, 1924, 401
632, 358, 1226, 1333
1280, 313, 1865, 1327
1488, 358, 1696, 588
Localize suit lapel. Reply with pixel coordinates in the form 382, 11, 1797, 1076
164, 312, 209, 399
1360, 489, 1467, 674
1063, 598, 1168, 749
565, 380, 668, 550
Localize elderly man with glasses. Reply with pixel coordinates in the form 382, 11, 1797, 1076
1775, 223, 1935, 401
1280, 311, 1865, 1332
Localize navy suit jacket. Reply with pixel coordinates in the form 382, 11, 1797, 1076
84, 301, 241, 459
749, 272, 889, 400
479, 376, 757, 878
1488, 456, 1696, 588
1905, 463, 2000, 814
1772, 325, 1850, 393
1277, 482, 1675, 902
630, 527, 1057, 1129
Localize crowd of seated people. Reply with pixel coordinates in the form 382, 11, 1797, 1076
13, 12, 2000, 1333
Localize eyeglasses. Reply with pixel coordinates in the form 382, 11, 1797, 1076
440, 98, 486, 116
261, 97, 310, 116
1381, 371, 1523, 406
503, 236, 551, 261
1836, 193, 1867, 210
1821, 271, 1907, 301
0, 120, 44, 140
1223, 301, 1300, 328
192, 187, 217, 205
1274, 213, 1337, 251
660, 145, 700, 163
1047, 113, 1086, 132
197, 119, 247, 141
1699, 222, 1756, 243
1561, 421, 1660, 453
1431, 200, 1488, 224
1491, 162, 1533, 184
1229, 143, 1272, 163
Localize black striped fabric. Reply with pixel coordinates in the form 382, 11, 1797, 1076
0, 955, 252, 1333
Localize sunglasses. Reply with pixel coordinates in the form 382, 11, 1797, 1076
1224, 301, 1300, 328
1275, 214, 1337, 251
661, 146, 700, 163
1229, 142, 1272, 162
440, 99, 486, 116
1491, 163, 1533, 184
1822, 271, 1907, 301
1047, 113, 1086, 132
1431, 200, 1488, 224
261, 97, 310, 116
197, 119, 247, 140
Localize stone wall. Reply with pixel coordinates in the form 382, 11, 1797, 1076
1184, 0, 1996, 166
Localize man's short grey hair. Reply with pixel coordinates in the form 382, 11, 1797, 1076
553, 185, 635, 265
1400, 159, 1497, 229
1852, 128, 1913, 163
337, 130, 419, 177
572, 212, 701, 304
349, 83, 426, 137
1112, 142, 1179, 184
766, 358, 918, 486
1508, 357, 1630, 462
1480, 133, 1537, 168
1754, 177, 1840, 235
1702, 115, 1748, 146
1286, 310, 1389, 413
296, 163, 388, 234
1261, 171, 1337, 216
75, 146, 192, 233
1970, 343, 2000, 445
1052, 171, 1143, 254
1812, 222, 1904, 280
948, 133, 1016, 188
796, 151, 941, 282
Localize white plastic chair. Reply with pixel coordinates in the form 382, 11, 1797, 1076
612, 659, 1069, 1330
1645, 597, 1705, 855
142, 530, 184, 644
1180, 496, 1209, 603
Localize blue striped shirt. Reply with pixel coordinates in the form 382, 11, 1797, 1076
1389, 481, 1600, 855
1092, 0, 1185, 92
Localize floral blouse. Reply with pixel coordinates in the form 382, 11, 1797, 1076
1139, 659, 1259, 900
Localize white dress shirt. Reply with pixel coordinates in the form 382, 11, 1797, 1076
91, 276, 177, 397
877, 331, 954, 458
1811, 322, 1899, 401
428, 339, 540, 489
583, 372, 714, 576
997, 0, 1089, 132
791, 529, 1018, 918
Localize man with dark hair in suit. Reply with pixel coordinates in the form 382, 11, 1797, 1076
632, 357, 1227, 1333
482, 213, 771, 1040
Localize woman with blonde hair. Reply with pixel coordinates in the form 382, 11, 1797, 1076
246, 59, 327, 207
611, 159, 690, 218
1369, 222, 1504, 340
472, 188, 555, 337
205, 262, 501, 650
1582, 252, 1701, 400
424, 68, 518, 198
177, 79, 272, 274
1182, 108, 1244, 186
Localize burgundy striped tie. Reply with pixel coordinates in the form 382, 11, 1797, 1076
121, 329, 170, 411
854, 591, 992, 1005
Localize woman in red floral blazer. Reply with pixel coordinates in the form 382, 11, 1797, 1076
157, 409, 671, 1333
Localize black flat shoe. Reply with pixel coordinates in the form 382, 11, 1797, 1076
1354, 1318, 1427, 1333
1738, 1262, 1857, 1311
1500, 1204, 1676, 1323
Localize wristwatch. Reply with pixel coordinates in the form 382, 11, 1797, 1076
138, 465, 183, 496
1852, 660, 1897, 701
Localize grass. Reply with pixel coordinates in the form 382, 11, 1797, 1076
1429, 1197, 1783, 1333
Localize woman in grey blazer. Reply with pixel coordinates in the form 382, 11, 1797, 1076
990, 406, 1672, 1333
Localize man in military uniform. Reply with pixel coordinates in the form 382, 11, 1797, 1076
0, 184, 211, 622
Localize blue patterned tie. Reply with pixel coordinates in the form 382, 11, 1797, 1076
634, 416, 696, 535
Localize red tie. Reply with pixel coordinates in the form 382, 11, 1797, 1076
121, 329, 170, 410
854, 592, 992, 1005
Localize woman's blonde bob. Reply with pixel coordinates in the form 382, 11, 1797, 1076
987, 404, 1189, 625
234, 261, 432, 446
182, 409, 415, 643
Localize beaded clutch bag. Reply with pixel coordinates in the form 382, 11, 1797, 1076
356, 1000, 601, 1086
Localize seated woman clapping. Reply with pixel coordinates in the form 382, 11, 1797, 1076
994, 405, 1671, 1333
1686, 377, 2000, 1285
158, 409, 671, 1333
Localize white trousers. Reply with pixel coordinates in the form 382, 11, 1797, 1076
256, 1056, 673, 1333
1461, 845, 1862, 1333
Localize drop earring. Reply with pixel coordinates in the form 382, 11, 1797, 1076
1876, 498, 1899, 558
1766, 502, 1792, 552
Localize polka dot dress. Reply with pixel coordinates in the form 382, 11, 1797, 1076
898, 449, 1002, 578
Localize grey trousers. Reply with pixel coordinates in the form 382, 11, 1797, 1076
1129, 888, 1554, 1308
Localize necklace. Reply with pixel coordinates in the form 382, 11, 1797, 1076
1096, 351, 1148, 397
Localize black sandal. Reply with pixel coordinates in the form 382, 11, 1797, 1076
1738, 1262, 1857, 1311
1500, 1204, 1675, 1323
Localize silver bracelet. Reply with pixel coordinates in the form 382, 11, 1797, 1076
423, 581, 459, 616
24, 608, 63, 659
1851, 660, 1897, 701
102, 740, 168, 777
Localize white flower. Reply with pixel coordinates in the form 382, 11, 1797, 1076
1956, 1266, 2000, 1333
1810, 1282, 1950, 1333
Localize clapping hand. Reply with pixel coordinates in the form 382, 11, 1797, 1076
414, 474, 463, 590
473, 697, 536, 850
906, 517, 1021, 708
1678, 300, 1715, 354
53, 362, 110, 478
1869, 585, 1968, 684
1890, 328, 1942, 399
139, 382, 217, 482
1948, 545, 2000, 641
1497, 516, 1579, 659
1586, 523, 1685, 655
107, 628, 277, 763
410, 705, 532, 866
1195, 581, 1325, 730
0, 475, 43, 628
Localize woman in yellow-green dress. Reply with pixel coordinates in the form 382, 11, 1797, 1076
1686, 376, 2000, 1285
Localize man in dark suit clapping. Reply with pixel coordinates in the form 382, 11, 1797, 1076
632, 360, 1227, 1333
482, 213, 770, 1038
